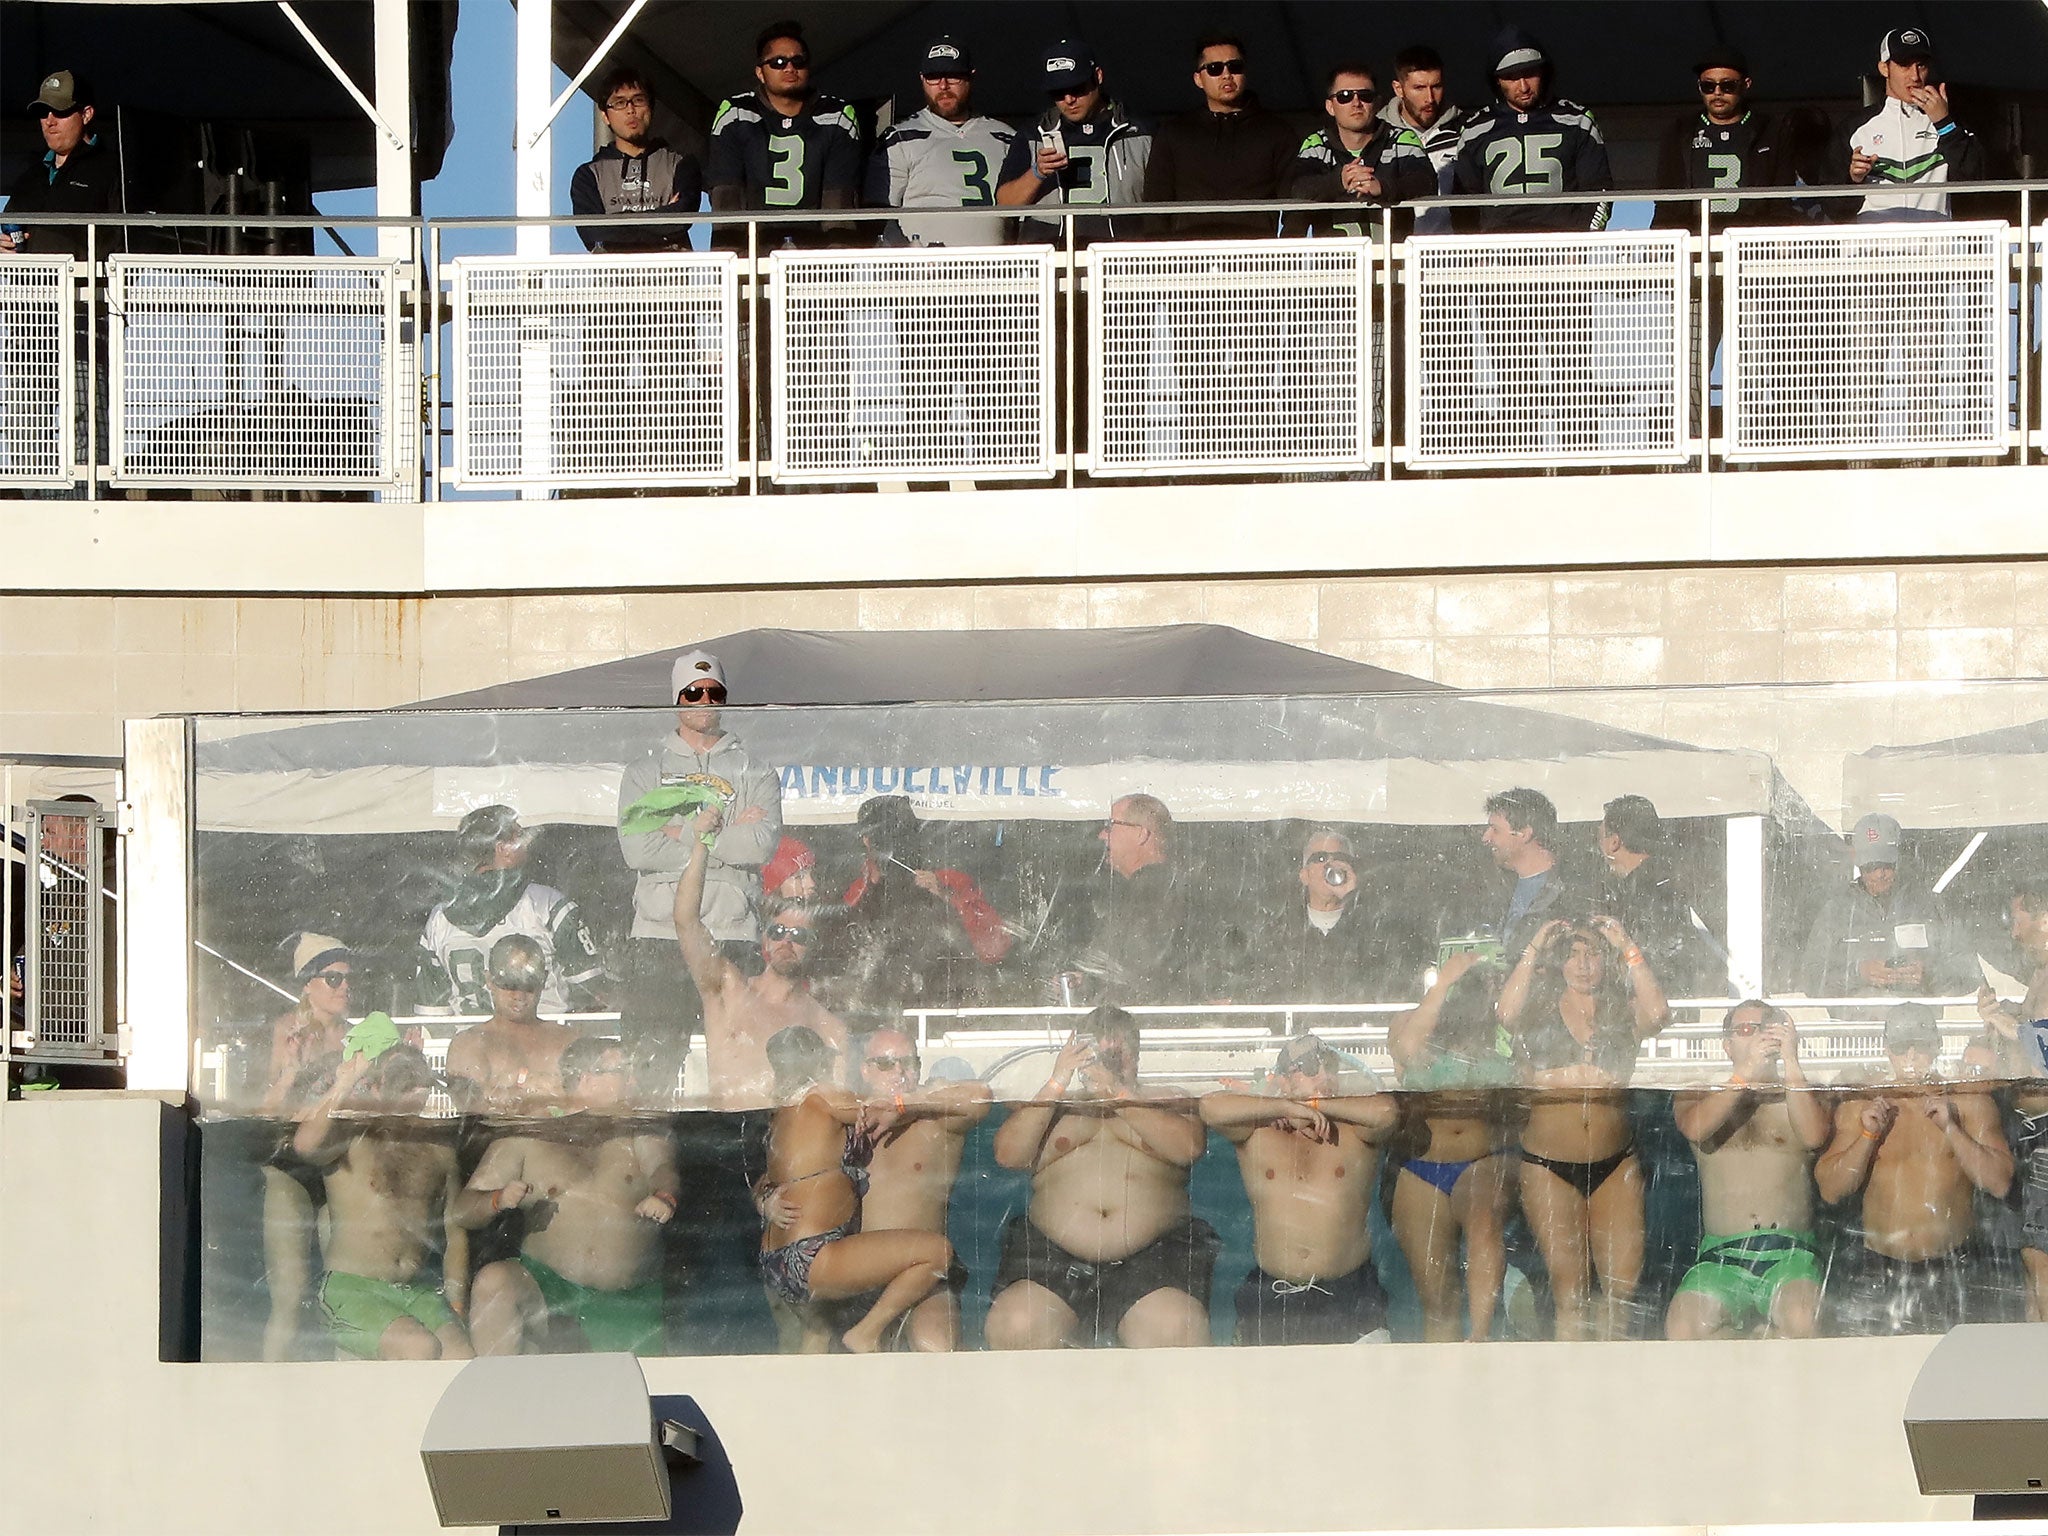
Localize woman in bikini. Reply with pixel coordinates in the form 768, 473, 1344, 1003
1388, 952, 1520, 1342
1499, 915, 1670, 1340
757, 1025, 954, 1353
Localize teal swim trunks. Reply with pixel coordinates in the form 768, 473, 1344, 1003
1672, 1228, 1821, 1329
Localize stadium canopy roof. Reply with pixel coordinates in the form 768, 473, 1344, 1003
0, 0, 457, 193
190, 625, 1787, 833
554, 0, 2048, 145
1845, 704, 2048, 830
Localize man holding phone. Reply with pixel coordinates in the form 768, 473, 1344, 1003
1797, 813, 1951, 1006
996, 39, 1152, 245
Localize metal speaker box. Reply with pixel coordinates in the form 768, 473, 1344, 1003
420, 1353, 670, 1527
1905, 1324, 2048, 1495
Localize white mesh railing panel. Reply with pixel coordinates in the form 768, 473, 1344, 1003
1090, 241, 1376, 475
107, 257, 400, 488
770, 247, 1056, 483
449, 253, 739, 487
1405, 230, 1689, 467
0, 257, 76, 487
1724, 222, 2009, 461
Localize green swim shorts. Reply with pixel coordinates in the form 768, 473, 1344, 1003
518, 1253, 664, 1355
318, 1269, 458, 1359
1673, 1228, 1821, 1329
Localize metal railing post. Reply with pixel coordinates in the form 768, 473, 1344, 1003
747, 217, 760, 497
1064, 211, 1077, 490
1699, 191, 1712, 475
85, 220, 99, 500
2021, 186, 2033, 464
426, 217, 441, 502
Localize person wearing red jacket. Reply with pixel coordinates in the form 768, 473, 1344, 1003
841, 795, 1011, 967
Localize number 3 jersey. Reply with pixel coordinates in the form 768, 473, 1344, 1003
417, 870, 605, 1016
1651, 111, 1786, 227
1453, 96, 1612, 232
865, 108, 1020, 247
705, 89, 862, 243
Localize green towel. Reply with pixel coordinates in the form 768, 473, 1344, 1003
343, 1011, 402, 1063
618, 782, 727, 839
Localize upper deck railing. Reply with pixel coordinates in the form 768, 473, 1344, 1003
1, 183, 2042, 497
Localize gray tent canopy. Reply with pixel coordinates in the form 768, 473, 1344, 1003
193, 625, 1778, 835
1845, 706, 2048, 831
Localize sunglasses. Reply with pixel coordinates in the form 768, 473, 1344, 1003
1328, 88, 1375, 105
760, 54, 809, 71
1727, 1019, 1769, 1037
1697, 78, 1742, 95
867, 1054, 917, 1072
311, 971, 352, 988
32, 104, 83, 120
765, 923, 814, 944
679, 683, 727, 704
1304, 850, 1350, 866
492, 976, 543, 993
1199, 59, 1247, 77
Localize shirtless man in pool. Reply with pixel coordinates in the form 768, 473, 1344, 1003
985, 1007, 1215, 1349
1201, 1034, 1398, 1344
1665, 1001, 1831, 1338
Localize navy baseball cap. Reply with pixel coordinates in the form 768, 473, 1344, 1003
1041, 40, 1097, 93
1880, 26, 1933, 64
920, 36, 973, 77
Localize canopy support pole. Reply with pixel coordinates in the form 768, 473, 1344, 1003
277, 2, 408, 154
371, 0, 413, 261
1725, 813, 1765, 999
526, 0, 651, 149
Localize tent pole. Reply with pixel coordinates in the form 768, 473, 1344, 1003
1725, 813, 1764, 1000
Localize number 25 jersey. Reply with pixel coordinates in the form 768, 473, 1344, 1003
1453, 97, 1612, 232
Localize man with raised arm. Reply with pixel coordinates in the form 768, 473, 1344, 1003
1817, 1003, 2013, 1333
1201, 1035, 1398, 1344
1665, 1002, 1831, 1338
985, 1007, 1216, 1348
674, 802, 846, 1108
292, 1044, 472, 1361
443, 935, 582, 1118
458, 1036, 681, 1356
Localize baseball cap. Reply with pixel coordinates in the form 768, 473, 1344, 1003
1692, 45, 1749, 76
1883, 1002, 1941, 1054
856, 793, 923, 854
457, 803, 522, 864
1041, 40, 1097, 93
920, 36, 973, 77
671, 648, 727, 698
761, 833, 816, 894
1880, 26, 1934, 64
30, 70, 88, 114
1851, 812, 1902, 867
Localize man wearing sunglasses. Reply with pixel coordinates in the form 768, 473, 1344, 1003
1665, 1002, 1829, 1338
1254, 829, 1411, 1004
1142, 33, 1297, 239
996, 39, 1152, 246
570, 66, 702, 254
617, 648, 782, 1098
1650, 47, 1787, 229
706, 19, 861, 250
1452, 28, 1611, 233
1201, 1036, 1397, 1344
866, 37, 1017, 249
672, 799, 845, 1109
444, 935, 583, 1117
2, 70, 119, 261
1286, 64, 1433, 238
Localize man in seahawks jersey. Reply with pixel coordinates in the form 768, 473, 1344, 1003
1651, 48, 1788, 228
1453, 29, 1612, 233
417, 806, 606, 1017
1835, 26, 1983, 222
1380, 46, 1465, 234
706, 19, 862, 250
866, 36, 1017, 248
995, 39, 1152, 247
1287, 63, 1434, 237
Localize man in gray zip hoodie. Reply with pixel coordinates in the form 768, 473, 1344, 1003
617, 648, 781, 1095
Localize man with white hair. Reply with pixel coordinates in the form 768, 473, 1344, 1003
616, 648, 782, 1093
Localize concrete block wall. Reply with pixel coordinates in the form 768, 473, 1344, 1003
3, 561, 2043, 820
